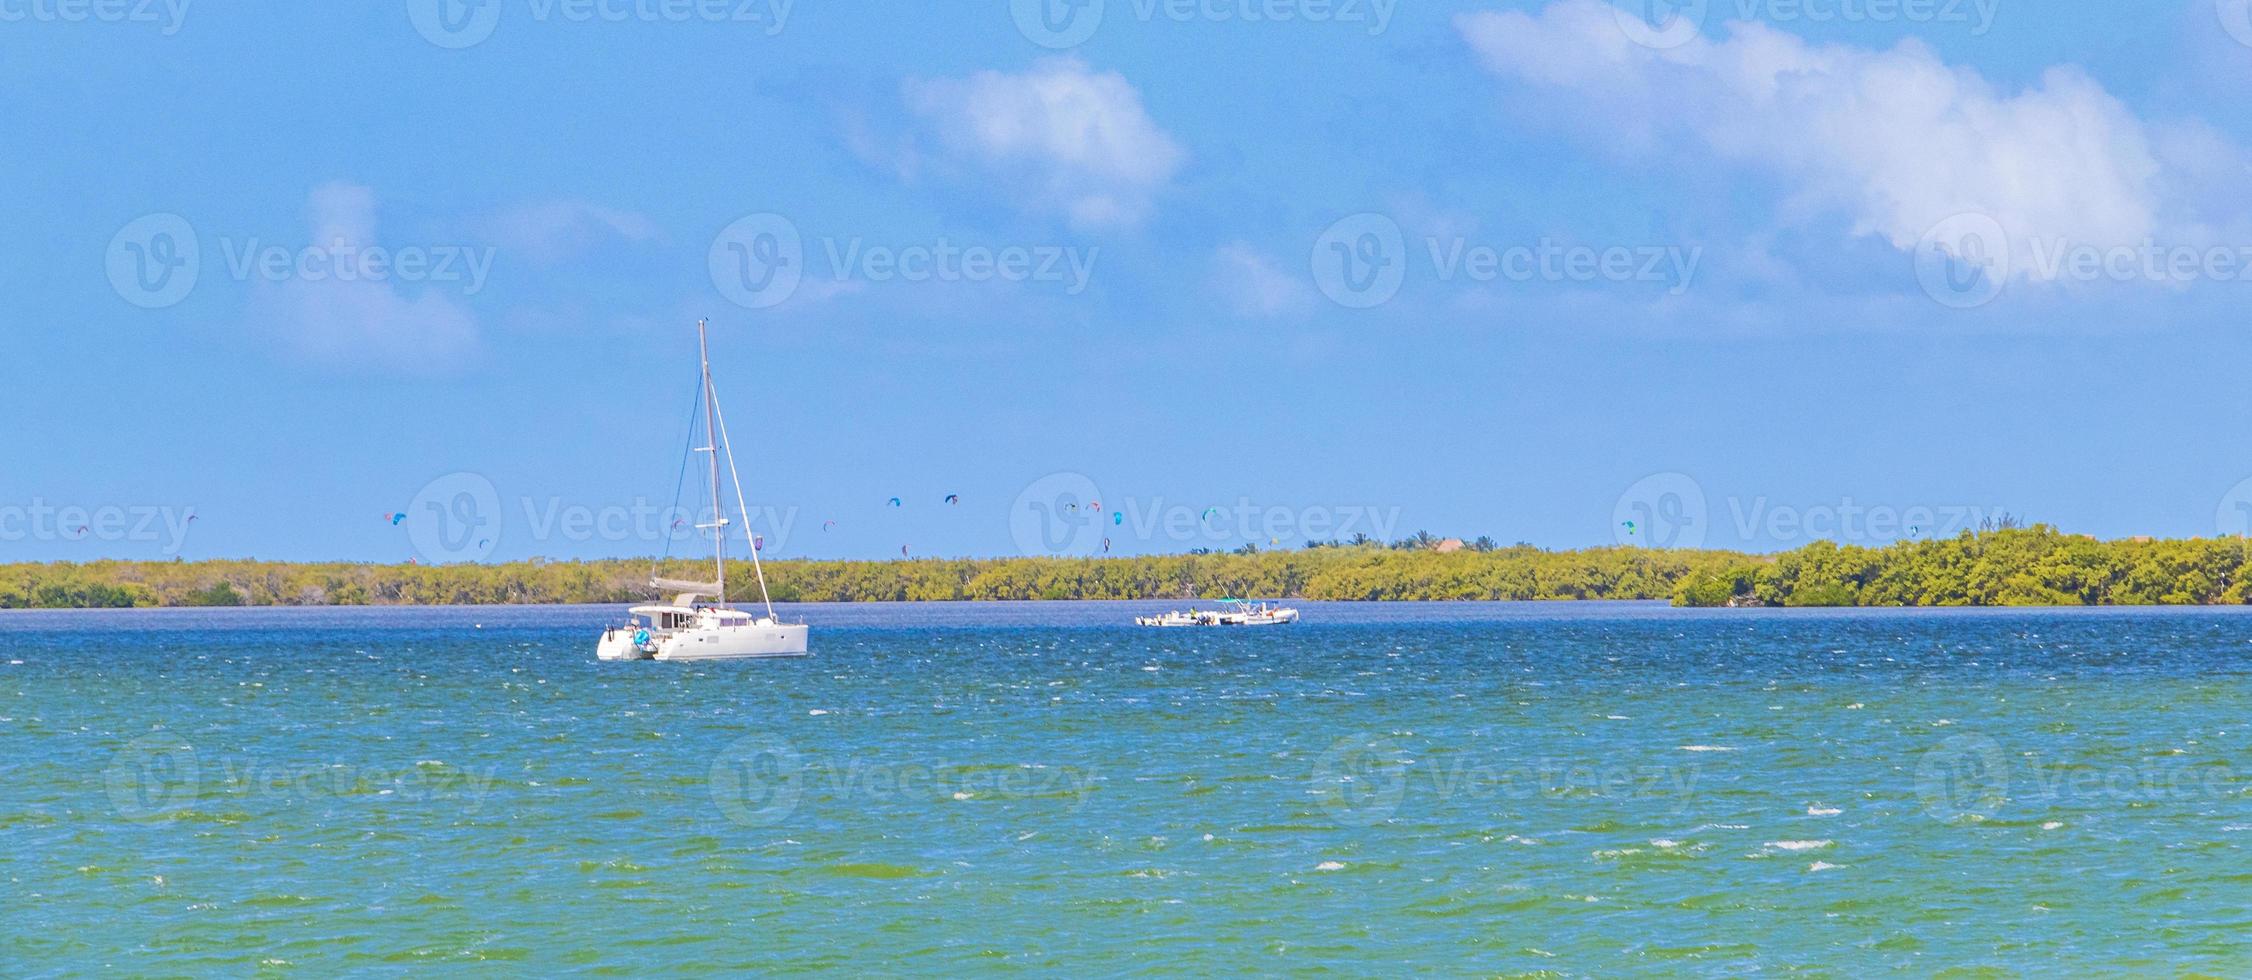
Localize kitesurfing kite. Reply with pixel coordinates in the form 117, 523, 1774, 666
888, 497, 903, 508
944, 494, 960, 505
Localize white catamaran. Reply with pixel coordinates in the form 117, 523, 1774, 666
596, 320, 808, 662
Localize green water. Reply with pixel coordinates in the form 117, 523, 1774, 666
5, 603, 2251, 974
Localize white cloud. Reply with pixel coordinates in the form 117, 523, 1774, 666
1212, 242, 1312, 316
478, 199, 660, 265
1456, 1, 2239, 283
904, 58, 1186, 229
249, 182, 481, 374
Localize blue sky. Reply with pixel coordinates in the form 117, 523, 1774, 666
12, 0, 2252, 562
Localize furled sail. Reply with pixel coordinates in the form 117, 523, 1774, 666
650, 577, 723, 597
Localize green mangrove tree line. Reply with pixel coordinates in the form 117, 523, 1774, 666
4, 528, 2249, 608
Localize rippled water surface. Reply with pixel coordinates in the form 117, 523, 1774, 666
6, 602, 2252, 974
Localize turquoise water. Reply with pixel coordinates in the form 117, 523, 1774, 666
6, 602, 2252, 974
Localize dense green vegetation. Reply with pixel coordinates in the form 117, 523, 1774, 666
5, 528, 2249, 609
1669, 527, 2252, 607
0, 545, 1736, 608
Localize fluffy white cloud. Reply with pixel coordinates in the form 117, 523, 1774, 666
250, 182, 481, 373
1212, 242, 1312, 316
1457, 1, 2235, 282
905, 58, 1186, 229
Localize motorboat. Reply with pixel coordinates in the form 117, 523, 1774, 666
1134, 599, 1301, 628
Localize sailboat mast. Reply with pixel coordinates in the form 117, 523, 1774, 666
699, 318, 726, 607
709, 382, 779, 621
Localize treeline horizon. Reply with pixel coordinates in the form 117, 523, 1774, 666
3, 527, 2250, 609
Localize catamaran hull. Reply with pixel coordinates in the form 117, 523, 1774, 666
596, 630, 655, 661
653, 623, 810, 661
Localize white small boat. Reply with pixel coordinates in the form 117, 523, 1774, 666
596, 319, 807, 662
1134, 609, 1205, 628
1135, 599, 1301, 628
